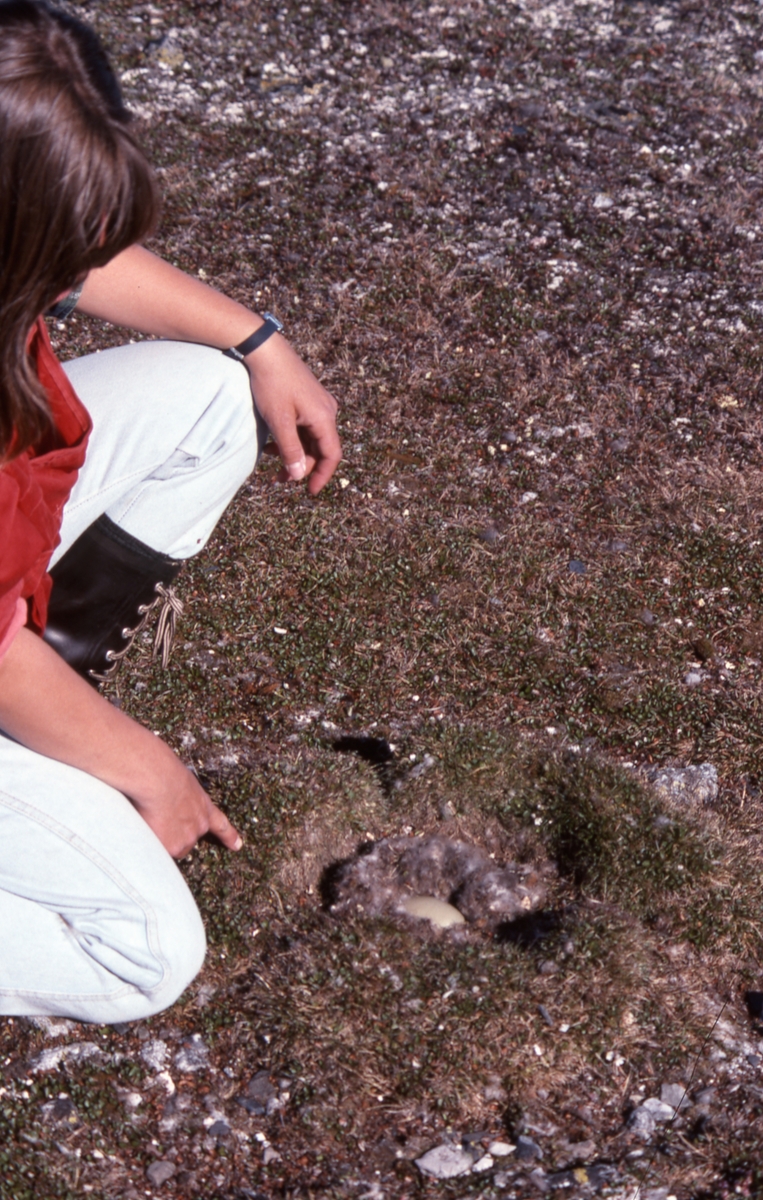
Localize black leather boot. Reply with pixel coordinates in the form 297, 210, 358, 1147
43, 514, 184, 684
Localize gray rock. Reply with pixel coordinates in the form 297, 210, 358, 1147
660, 1082, 691, 1110
40, 1096, 79, 1127
528, 1166, 550, 1192
642, 1096, 676, 1121
415, 1144, 474, 1179
627, 1106, 655, 1139
693, 1086, 715, 1105
472, 1153, 494, 1172
146, 1160, 176, 1187
174, 1033, 209, 1073
262, 1145, 281, 1165
683, 671, 703, 688
208, 1120, 231, 1137
247, 1068, 276, 1105
646, 763, 718, 806
515, 1134, 543, 1161
488, 1140, 515, 1157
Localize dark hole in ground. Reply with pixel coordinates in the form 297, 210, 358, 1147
332, 734, 398, 793
332, 734, 394, 764
745, 990, 763, 1021
495, 909, 562, 948
318, 842, 377, 911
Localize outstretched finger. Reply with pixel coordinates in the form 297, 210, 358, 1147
207, 803, 243, 851
306, 430, 343, 493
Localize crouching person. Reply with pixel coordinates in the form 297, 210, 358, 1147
0, 0, 340, 1022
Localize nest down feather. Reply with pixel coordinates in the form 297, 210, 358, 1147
323, 834, 547, 929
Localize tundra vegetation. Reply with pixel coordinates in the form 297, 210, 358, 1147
4, 1, 763, 1197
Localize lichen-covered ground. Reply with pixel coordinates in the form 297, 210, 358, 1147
6, 0, 763, 1197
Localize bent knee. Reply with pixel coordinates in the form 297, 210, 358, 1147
137, 890, 207, 1017
77, 879, 207, 1024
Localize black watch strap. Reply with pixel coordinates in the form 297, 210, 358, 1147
223, 312, 283, 361
46, 280, 84, 321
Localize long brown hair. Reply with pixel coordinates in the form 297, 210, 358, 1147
0, 0, 158, 458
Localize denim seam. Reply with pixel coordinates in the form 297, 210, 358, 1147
0, 789, 171, 1000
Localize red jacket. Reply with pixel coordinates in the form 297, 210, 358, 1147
0, 318, 91, 643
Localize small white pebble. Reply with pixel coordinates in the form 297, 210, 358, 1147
339, 477, 350, 489
489, 1141, 516, 1157
472, 1154, 494, 1172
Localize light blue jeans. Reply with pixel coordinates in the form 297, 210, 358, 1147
0, 341, 264, 1022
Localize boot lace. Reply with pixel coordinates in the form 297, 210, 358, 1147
89, 583, 184, 683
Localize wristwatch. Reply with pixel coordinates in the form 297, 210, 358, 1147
223, 312, 284, 361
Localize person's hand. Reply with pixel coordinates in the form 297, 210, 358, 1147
244, 334, 341, 494
128, 760, 243, 860
0, 628, 244, 862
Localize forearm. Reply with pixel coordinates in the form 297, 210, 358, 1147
77, 243, 342, 494
77, 244, 265, 349
0, 630, 241, 859
0, 628, 180, 804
